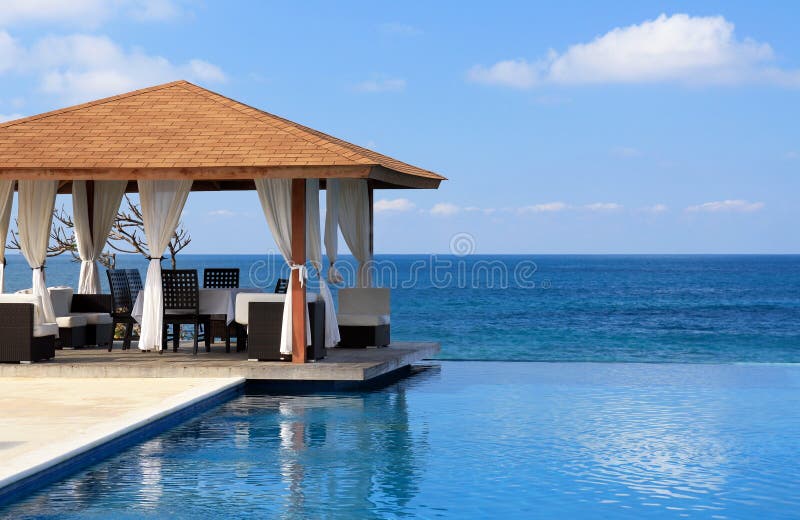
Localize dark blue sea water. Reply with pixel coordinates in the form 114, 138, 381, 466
4, 253, 799, 363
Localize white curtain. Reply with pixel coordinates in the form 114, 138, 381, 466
337, 179, 372, 287
137, 179, 192, 351
0, 180, 14, 293
324, 179, 343, 283
17, 180, 58, 323
73, 180, 127, 294
254, 178, 310, 355
307, 179, 340, 348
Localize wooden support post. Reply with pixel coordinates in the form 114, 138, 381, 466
290, 179, 307, 363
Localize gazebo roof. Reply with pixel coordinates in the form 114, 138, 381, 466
0, 80, 444, 191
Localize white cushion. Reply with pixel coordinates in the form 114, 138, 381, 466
71, 312, 113, 325
56, 315, 87, 328
15, 288, 32, 294
48, 286, 74, 318
337, 313, 390, 327
0, 293, 45, 325
235, 293, 285, 325
338, 288, 390, 315
34, 322, 58, 338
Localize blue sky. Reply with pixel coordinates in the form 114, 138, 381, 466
0, 1, 797, 254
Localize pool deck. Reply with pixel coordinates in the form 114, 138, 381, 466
0, 376, 244, 496
0, 341, 439, 382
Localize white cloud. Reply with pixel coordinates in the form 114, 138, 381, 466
517, 202, 569, 214
377, 23, 421, 36
468, 14, 800, 88
353, 78, 406, 93
686, 200, 764, 213
464, 206, 496, 215
1, 32, 225, 103
611, 146, 642, 158
0, 0, 183, 27
374, 198, 416, 213
640, 204, 669, 214
208, 209, 235, 217
430, 202, 460, 216
585, 202, 623, 211
0, 113, 23, 123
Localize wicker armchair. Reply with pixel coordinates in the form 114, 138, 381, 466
234, 293, 325, 361
203, 268, 240, 352
162, 269, 210, 355
337, 288, 391, 347
107, 269, 136, 351
0, 294, 57, 363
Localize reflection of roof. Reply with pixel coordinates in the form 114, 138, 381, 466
0, 80, 444, 189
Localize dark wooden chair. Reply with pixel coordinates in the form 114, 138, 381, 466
274, 278, 289, 294
107, 269, 136, 351
161, 269, 209, 355
203, 268, 240, 352
126, 269, 144, 300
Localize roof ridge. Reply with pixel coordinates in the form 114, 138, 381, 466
175, 82, 376, 167
0, 80, 190, 129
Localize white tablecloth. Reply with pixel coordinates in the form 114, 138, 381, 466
132, 288, 263, 325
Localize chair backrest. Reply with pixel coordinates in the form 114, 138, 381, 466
161, 269, 200, 313
48, 286, 74, 317
274, 278, 289, 294
107, 269, 133, 314
0, 294, 45, 325
204, 268, 240, 288
338, 288, 390, 315
125, 269, 144, 299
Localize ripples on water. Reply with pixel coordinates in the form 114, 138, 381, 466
4, 362, 799, 519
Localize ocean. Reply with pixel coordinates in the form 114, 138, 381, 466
4, 253, 799, 363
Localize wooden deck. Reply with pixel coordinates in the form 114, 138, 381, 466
0, 342, 439, 382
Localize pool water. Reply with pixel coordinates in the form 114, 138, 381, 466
3, 361, 800, 519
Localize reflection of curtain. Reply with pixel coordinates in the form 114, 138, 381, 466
0, 180, 14, 293
17, 180, 58, 323
72, 180, 126, 294
337, 179, 371, 287
307, 179, 340, 348
324, 179, 343, 283
255, 178, 310, 355
137, 180, 192, 351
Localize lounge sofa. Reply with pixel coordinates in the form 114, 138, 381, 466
49, 287, 114, 349
235, 293, 325, 361
336, 288, 390, 347
0, 294, 57, 362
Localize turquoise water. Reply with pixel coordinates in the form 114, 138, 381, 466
3, 362, 799, 519
5, 253, 799, 362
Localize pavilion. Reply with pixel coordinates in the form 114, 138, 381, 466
0, 80, 445, 363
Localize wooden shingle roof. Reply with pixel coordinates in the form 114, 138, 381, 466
0, 80, 444, 189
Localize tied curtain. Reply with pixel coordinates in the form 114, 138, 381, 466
137, 179, 192, 351
0, 180, 14, 293
72, 180, 127, 294
324, 179, 343, 283
337, 179, 372, 287
17, 180, 58, 323
306, 179, 340, 348
254, 178, 310, 355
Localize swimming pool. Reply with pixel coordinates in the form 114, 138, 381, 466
3, 361, 799, 519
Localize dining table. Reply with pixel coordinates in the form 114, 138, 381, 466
131, 287, 263, 325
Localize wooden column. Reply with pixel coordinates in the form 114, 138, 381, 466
290, 179, 307, 363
